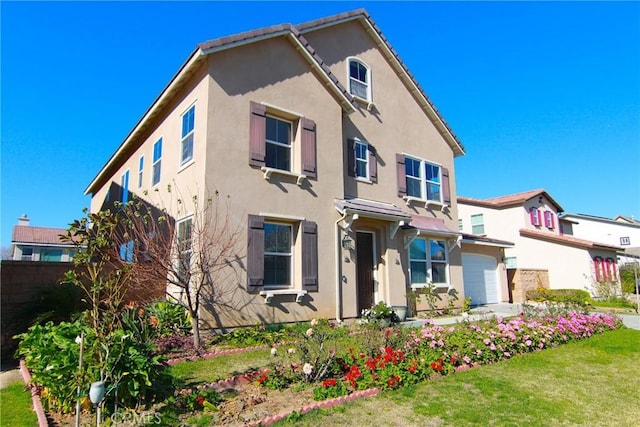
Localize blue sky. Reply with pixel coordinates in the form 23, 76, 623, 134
2, 1, 639, 248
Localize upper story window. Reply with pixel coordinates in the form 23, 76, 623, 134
529, 208, 542, 227
405, 157, 442, 201
21, 247, 34, 261
409, 238, 449, 287
543, 211, 555, 229
120, 170, 129, 203
396, 154, 451, 206
266, 116, 292, 171
138, 156, 144, 188
152, 138, 162, 186
347, 138, 378, 182
249, 102, 317, 181
471, 214, 485, 235
348, 58, 371, 102
181, 105, 195, 166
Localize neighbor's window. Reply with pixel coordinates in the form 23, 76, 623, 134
152, 138, 162, 186
119, 241, 134, 263
348, 58, 371, 101
544, 211, 555, 229
530, 208, 541, 226
265, 116, 292, 171
21, 247, 34, 261
471, 214, 485, 235
264, 222, 292, 287
181, 105, 195, 166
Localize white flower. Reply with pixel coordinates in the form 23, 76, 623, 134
270, 347, 277, 356
461, 312, 469, 319
306, 328, 314, 337
302, 363, 313, 375
75, 335, 82, 345
287, 348, 296, 354
310, 318, 318, 326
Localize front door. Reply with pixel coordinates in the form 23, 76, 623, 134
356, 232, 375, 315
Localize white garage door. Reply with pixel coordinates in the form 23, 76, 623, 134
462, 254, 499, 305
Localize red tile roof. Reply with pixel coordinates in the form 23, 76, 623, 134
12, 225, 69, 245
519, 229, 621, 251
458, 189, 563, 212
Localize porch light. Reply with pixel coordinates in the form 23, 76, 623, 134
341, 235, 353, 250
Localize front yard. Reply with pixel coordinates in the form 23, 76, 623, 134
9, 306, 638, 426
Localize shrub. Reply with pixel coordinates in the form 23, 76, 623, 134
526, 288, 591, 307
16, 319, 170, 413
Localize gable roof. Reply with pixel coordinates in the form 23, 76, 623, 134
86, 9, 465, 196
615, 215, 640, 225
561, 213, 640, 229
298, 9, 465, 157
519, 228, 621, 251
458, 189, 564, 212
12, 225, 69, 246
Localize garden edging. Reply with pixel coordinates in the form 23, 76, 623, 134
19, 360, 48, 427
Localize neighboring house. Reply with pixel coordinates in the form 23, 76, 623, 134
560, 212, 640, 265
84, 9, 467, 328
458, 189, 621, 302
11, 215, 76, 262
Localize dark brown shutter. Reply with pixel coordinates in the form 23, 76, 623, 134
442, 167, 451, 205
396, 153, 406, 196
249, 102, 266, 167
247, 214, 264, 290
369, 145, 377, 183
347, 139, 355, 177
301, 118, 317, 179
301, 220, 318, 292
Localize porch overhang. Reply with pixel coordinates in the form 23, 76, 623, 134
335, 198, 412, 238
402, 215, 461, 248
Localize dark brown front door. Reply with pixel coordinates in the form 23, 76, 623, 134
356, 232, 375, 315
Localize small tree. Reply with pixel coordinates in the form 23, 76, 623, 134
120, 188, 242, 349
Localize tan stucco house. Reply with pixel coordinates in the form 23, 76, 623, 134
84, 9, 466, 328
458, 189, 622, 302
11, 215, 76, 262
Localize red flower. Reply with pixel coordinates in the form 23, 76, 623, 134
196, 395, 204, 406
257, 374, 268, 384
450, 357, 456, 365
430, 362, 438, 369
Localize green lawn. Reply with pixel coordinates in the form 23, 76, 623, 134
0, 381, 38, 427
273, 328, 640, 426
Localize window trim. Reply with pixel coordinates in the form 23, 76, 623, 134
176, 216, 193, 282
347, 57, 372, 103
152, 137, 163, 187
402, 155, 444, 205
265, 114, 294, 173
408, 237, 450, 288
180, 105, 196, 167
263, 221, 294, 289
470, 214, 485, 235
137, 156, 144, 189
120, 170, 130, 203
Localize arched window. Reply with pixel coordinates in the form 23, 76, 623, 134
348, 58, 371, 102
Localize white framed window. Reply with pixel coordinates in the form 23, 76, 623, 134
409, 238, 449, 287
543, 211, 555, 229
177, 217, 193, 281
348, 58, 371, 102
264, 222, 293, 287
354, 139, 369, 179
152, 138, 162, 186
21, 247, 34, 261
180, 105, 195, 166
138, 156, 144, 188
119, 241, 134, 263
405, 156, 442, 202
529, 208, 541, 226
265, 115, 293, 172
471, 214, 485, 235
120, 170, 130, 203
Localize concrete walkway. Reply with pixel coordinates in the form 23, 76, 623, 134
0, 367, 22, 389
402, 302, 640, 331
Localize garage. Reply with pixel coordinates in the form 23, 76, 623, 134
462, 254, 499, 305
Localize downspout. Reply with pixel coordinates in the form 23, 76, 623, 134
335, 213, 347, 322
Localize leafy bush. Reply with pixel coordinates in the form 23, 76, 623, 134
526, 288, 591, 306
146, 300, 190, 337
16, 319, 170, 413
360, 301, 399, 326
